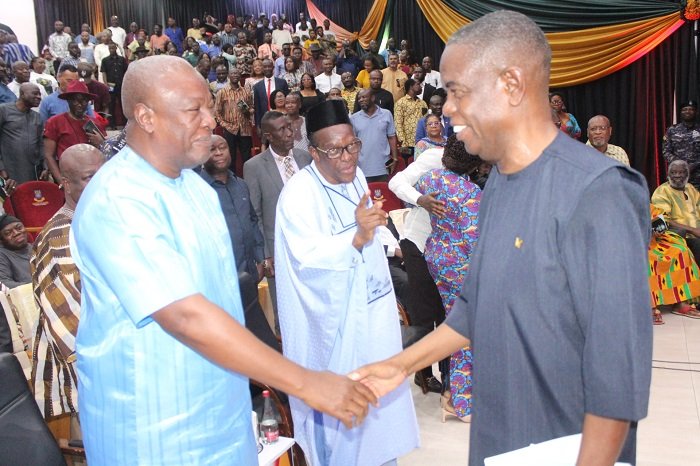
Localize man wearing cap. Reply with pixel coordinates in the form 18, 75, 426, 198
308, 43, 325, 76
0, 214, 31, 288
70, 56, 376, 465
39, 64, 95, 122
43, 81, 106, 182
663, 101, 700, 189
275, 100, 419, 465
0, 83, 44, 183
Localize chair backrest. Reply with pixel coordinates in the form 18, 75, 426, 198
9, 181, 65, 241
368, 181, 403, 213
0, 353, 67, 465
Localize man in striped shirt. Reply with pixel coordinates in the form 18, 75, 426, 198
30, 143, 105, 438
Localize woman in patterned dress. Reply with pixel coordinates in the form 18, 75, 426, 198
416, 135, 482, 422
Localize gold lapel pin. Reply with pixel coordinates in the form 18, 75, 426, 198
515, 237, 524, 249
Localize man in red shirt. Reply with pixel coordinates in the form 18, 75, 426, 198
43, 81, 106, 182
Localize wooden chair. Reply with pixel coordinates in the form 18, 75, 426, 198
251, 380, 307, 466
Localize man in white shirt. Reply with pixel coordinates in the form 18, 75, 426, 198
295, 12, 311, 33
108, 16, 127, 53
422, 56, 442, 89
314, 58, 341, 94
387, 146, 446, 393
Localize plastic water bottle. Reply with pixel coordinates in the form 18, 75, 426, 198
260, 390, 279, 444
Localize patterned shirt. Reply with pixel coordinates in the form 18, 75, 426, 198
215, 84, 253, 136
341, 87, 360, 114
233, 44, 257, 75
48, 32, 73, 59
394, 95, 427, 147
30, 206, 80, 418
585, 141, 630, 166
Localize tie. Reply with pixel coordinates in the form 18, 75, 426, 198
266, 78, 272, 109
283, 156, 295, 181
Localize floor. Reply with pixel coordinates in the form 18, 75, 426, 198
399, 312, 700, 465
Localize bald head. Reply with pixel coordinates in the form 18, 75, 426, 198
60, 144, 105, 208
447, 11, 551, 92
121, 55, 202, 118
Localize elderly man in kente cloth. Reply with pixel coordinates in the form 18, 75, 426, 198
69, 56, 376, 465
351, 11, 652, 466
274, 100, 419, 466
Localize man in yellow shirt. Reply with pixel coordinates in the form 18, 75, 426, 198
652, 159, 700, 260
381, 52, 408, 103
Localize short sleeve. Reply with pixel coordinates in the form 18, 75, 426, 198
560, 167, 652, 420
43, 116, 60, 141
72, 193, 200, 327
385, 112, 396, 137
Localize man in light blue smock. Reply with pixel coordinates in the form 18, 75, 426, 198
275, 100, 420, 466
70, 56, 378, 465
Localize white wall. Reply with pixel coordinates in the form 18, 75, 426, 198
0, 0, 39, 55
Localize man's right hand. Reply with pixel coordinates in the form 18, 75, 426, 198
353, 192, 388, 250
417, 192, 446, 217
301, 370, 378, 429
348, 358, 408, 399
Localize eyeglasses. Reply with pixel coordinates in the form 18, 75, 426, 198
588, 125, 609, 132
313, 139, 362, 159
427, 121, 442, 127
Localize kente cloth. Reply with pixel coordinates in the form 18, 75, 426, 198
417, 168, 481, 419
30, 206, 80, 418
70, 146, 256, 465
649, 205, 700, 306
275, 162, 419, 466
445, 132, 652, 465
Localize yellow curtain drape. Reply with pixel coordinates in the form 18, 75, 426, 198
415, 0, 685, 87
87, 0, 105, 35
306, 0, 388, 49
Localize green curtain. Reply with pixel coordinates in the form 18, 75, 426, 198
441, 0, 680, 31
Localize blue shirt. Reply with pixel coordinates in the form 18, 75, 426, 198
274, 55, 286, 78
39, 91, 94, 122
350, 106, 396, 177
336, 55, 362, 79
74, 35, 97, 44
0, 83, 16, 105
164, 27, 185, 53
71, 147, 257, 465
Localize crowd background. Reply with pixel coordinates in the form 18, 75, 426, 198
27, 0, 700, 190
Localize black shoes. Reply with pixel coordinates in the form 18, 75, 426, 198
414, 373, 442, 394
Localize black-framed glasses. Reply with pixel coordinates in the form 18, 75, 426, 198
313, 139, 362, 159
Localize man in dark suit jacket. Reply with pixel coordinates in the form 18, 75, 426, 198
252, 58, 289, 129
353, 69, 394, 114
411, 67, 436, 104
243, 111, 311, 331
